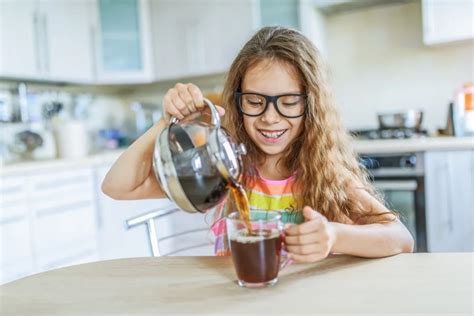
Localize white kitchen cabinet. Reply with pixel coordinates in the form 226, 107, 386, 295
0, 0, 41, 79
0, 167, 100, 283
95, 0, 154, 83
0, 0, 95, 82
0, 175, 34, 284
422, 0, 474, 45
152, 0, 255, 80
38, 0, 96, 82
29, 167, 99, 271
425, 150, 474, 252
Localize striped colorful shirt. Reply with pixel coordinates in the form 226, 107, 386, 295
211, 170, 304, 256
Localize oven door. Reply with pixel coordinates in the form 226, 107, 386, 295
373, 177, 426, 252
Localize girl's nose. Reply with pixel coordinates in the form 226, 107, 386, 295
261, 102, 281, 124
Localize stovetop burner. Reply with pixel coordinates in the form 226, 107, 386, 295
350, 128, 428, 140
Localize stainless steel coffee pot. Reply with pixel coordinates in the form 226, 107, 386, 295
152, 98, 246, 213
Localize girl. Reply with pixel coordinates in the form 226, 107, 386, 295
102, 26, 414, 262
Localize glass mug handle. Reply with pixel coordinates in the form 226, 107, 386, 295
280, 257, 293, 270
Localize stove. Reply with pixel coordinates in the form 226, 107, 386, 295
350, 128, 428, 140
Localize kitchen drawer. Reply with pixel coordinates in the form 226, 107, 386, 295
31, 184, 94, 211
30, 168, 93, 192
0, 201, 28, 221
31, 181, 94, 202
37, 240, 98, 272
0, 257, 34, 285
0, 214, 32, 266
0, 176, 28, 208
33, 200, 97, 253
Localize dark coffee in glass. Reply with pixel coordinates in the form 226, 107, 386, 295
227, 210, 289, 288
230, 229, 282, 284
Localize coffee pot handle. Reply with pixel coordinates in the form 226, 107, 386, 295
169, 98, 221, 128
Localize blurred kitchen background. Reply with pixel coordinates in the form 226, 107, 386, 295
1, 0, 473, 284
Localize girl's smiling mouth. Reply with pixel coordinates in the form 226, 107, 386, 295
257, 129, 288, 142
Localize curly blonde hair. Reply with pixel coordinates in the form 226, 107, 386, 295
221, 26, 394, 224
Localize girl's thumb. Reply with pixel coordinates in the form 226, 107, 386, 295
303, 206, 321, 221
216, 105, 225, 116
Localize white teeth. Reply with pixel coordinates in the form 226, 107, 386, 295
259, 130, 286, 139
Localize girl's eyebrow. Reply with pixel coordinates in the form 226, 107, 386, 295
241, 89, 304, 95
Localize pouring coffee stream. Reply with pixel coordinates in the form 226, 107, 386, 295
152, 98, 254, 235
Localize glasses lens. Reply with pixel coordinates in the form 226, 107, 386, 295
277, 95, 305, 117
240, 94, 266, 115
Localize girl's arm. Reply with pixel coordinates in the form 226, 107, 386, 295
330, 187, 414, 257
284, 188, 414, 263
101, 119, 167, 200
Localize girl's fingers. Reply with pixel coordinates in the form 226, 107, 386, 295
216, 105, 226, 116
284, 232, 320, 245
286, 243, 320, 255
171, 97, 190, 118
176, 83, 197, 113
187, 83, 204, 109
285, 217, 323, 236
287, 252, 327, 263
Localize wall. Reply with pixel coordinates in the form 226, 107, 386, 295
325, 0, 474, 132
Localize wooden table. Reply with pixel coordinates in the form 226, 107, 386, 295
1, 254, 472, 315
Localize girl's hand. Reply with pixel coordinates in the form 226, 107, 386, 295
162, 83, 224, 120
284, 206, 336, 263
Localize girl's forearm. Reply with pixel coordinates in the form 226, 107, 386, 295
330, 220, 414, 258
101, 119, 167, 200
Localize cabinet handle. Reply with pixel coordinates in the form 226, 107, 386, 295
445, 157, 455, 232
90, 25, 98, 79
32, 10, 42, 72
41, 14, 50, 73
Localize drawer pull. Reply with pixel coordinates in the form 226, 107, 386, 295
36, 200, 92, 217
34, 175, 90, 190
0, 215, 25, 225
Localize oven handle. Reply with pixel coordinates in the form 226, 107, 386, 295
373, 180, 418, 191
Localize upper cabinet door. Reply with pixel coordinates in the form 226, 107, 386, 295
422, 0, 474, 45
95, 0, 154, 84
152, 0, 255, 81
39, 0, 95, 83
0, 0, 41, 79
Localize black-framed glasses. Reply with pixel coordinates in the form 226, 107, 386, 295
235, 92, 307, 118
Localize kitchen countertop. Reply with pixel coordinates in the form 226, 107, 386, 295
353, 136, 474, 154
0, 149, 125, 176
0, 253, 472, 315
1, 137, 473, 176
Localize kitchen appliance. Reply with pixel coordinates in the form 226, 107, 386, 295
152, 98, 247, 214
360, 152, 426, 251
351, 128, 428, 140
377, 110, 423, 130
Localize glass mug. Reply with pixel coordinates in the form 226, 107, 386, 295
226, 210, 292, 288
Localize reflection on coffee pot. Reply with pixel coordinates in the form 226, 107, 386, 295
152, 98, 247, 213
